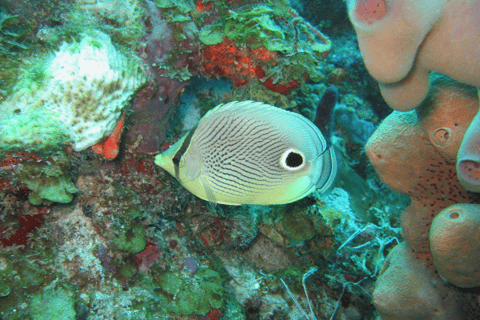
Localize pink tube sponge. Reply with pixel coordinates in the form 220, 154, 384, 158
417, 76, 479, 164
347, 0, 480, 111
366, 75, 480, 318
430, 203, 480, 288
354, 0, 387, 25
457, 90, 480, 192
347, 0, 447, 85
373, 243, 463, 320
366, 109, 472, 253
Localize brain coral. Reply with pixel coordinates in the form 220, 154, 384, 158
0, 30, 146, 152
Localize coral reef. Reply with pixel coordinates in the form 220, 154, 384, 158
125, 0, 335, 153
0, 0, 406, 319
0, 139, 400, 320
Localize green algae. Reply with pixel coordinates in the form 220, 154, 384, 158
118, 257, 139, 279
25, 174, 78, 205
0, 11, 28, 99
155, 267, 224, 315
0, 147, 78, 205
223, 5, 286, 51
0, 249, 65, 320
198, 24, 225, 45
112, 222, 147, 254
283, 209, 316, 241
29, 284, 77, 320
0, 282, 11, 298
198, 1, 291, 51
0, 109, 71, 159
223, 299, 247, 320
155, 0, 195, 19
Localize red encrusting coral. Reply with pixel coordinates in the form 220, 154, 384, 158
0, 152, 42, 168
206, 308, 222, 320
0, 206, 50, 247
196, 0, 213, 12
134, 242, 162, 272
254, 66, 301, 94
201, 37, 277, 88
0, 152, 43, 195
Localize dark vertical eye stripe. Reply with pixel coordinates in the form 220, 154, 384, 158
173, 125, 197, 178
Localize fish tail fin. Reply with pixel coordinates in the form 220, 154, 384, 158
316, 147, 337, 192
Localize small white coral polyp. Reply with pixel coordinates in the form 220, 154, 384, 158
5, 30, 146, 151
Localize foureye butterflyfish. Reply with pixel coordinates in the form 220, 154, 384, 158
155, 100, 336, 205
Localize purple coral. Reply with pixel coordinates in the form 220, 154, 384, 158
334, 104, 375, 145
184, 256, 198, 277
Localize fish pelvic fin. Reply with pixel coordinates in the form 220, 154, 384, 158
200, 175, 218, 206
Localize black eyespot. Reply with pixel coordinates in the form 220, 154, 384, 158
285, 151, 303, 168
172, 157, 180, 166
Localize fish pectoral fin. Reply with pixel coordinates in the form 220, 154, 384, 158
288, 178, 317, 203
200, 176, 217, 205
179, 159, 201, 183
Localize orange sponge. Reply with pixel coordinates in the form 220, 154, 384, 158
92, 111, 126, 160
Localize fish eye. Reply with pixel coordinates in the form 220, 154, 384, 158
280, 149, 305, 171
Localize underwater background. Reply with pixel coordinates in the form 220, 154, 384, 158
1, 0, 480, 319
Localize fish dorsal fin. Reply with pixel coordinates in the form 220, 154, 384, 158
201, 101, 260, 119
